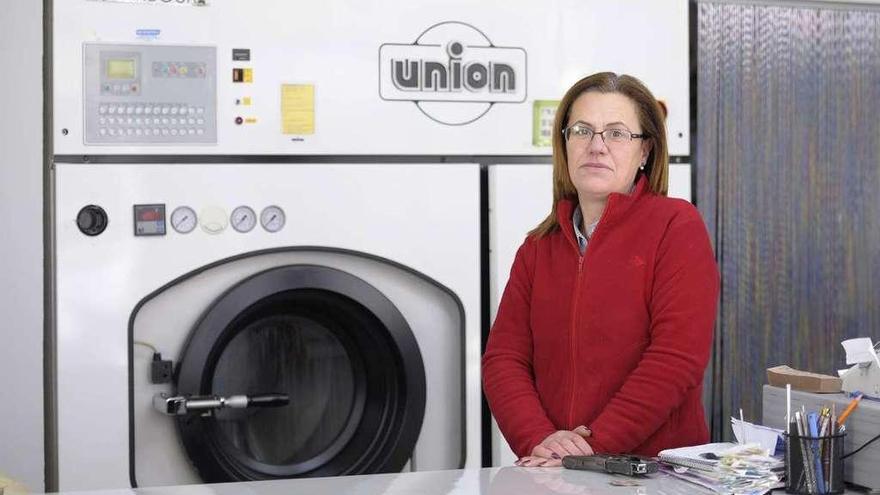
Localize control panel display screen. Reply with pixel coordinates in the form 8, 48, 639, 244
107, 59, 136, 80
133, 204, 166, 236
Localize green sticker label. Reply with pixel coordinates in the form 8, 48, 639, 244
532, 100, 560, 147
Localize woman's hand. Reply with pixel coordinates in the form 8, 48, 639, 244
515, 425, 592, 467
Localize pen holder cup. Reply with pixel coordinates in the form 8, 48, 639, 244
784, 431, 845, 495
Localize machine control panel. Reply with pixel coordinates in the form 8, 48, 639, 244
143, 204, 285, 236
84, 43, 217, 145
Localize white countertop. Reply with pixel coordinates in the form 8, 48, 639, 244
42, 467, 708, 495
42, 466, 871, 495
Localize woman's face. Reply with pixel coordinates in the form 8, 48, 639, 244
564, 91, 651, 199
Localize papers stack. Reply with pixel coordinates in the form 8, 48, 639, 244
658, 442, 785, 495
730, 417, 784, 454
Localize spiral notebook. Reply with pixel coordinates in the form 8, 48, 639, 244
657, 442, 739, 471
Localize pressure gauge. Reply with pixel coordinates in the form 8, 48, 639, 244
170, 206, 197, 234
230, 205, 256, 233
260, 205, 286, 233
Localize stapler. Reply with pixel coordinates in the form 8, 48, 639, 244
841, 362, 880, 400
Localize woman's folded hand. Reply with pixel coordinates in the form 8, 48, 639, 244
515, 425, 593, 467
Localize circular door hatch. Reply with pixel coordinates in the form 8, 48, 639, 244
173, 265, 426, 481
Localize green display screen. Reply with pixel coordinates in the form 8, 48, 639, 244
106, 59, 135, 80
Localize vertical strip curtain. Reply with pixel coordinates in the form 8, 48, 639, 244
697, 1, 880, 439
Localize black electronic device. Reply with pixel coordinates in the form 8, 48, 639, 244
563, 454, 659, 476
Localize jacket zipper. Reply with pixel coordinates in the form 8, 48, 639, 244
567, 249, 585, 429
567, 209, 606, 429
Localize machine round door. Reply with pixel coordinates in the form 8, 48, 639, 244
173, 264, 426, 482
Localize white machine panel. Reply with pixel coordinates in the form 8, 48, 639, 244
53, 0, 690, 155
83, 43, 217, 144
54, 163, 482, 490
487, 163, 693, 465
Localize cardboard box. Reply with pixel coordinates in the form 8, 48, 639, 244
766, 365, 842, 393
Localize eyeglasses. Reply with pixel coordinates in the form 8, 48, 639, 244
562, 122, 649, 145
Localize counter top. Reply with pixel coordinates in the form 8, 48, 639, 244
41, 466, 871, 495
41, 467, 712, 495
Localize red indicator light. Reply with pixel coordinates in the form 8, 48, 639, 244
140, 210, 160, 221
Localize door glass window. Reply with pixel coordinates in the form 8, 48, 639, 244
212, 314, 355, 465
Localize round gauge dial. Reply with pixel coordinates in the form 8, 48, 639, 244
230, 205, 257, 233
170, 206, 197, 234
260, 205, 286, 233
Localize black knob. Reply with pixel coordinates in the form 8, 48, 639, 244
76, 205, 108, 236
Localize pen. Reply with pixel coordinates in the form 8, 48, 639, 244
795, 411, 816, 493
829, 407, 836, 492
808, 412, 825, 494
786, 384, 791, 434
838, 393, 863, 426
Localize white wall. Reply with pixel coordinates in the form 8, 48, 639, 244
0, 0, 45, 492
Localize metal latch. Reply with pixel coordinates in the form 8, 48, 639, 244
153, 392, 289, 415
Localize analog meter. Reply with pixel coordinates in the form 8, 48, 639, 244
170, 206, 197, 234
260, 205, 285, 233
230, 205, 257, 233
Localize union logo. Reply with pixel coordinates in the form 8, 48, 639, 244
379, 21, 527, 125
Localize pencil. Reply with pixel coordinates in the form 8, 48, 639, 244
838, 394, 863, 426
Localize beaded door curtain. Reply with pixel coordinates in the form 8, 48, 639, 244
697, 1, 880, 439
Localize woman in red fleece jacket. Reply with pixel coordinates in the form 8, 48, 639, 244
483, 72, 719, 467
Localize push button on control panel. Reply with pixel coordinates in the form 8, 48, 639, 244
94, 102, 209, 143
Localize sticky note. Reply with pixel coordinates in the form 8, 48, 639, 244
281, 84, 314, 135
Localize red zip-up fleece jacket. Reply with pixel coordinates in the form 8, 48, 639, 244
483, 176, 719, 458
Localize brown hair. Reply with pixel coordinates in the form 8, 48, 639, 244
530, 72, 669, 237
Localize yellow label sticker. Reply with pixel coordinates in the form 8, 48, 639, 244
281, 84, 315, 135
242, 96, 252, 106
243, 68, 253, 83
244, 117, 257, 124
